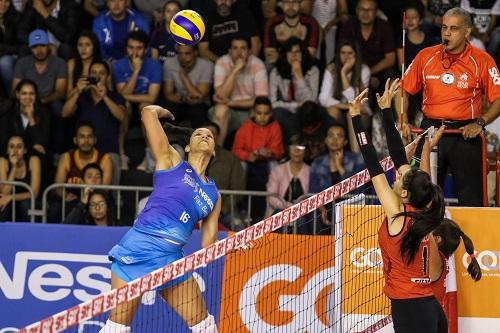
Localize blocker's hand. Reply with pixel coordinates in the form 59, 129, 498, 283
348, 88, 369, 117
376, 78, 400, 110
143, 105, 175, 120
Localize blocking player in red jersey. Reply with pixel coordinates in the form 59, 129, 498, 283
349, 80, 447, 333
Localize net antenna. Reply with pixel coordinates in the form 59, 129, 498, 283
400, 11, 406, 131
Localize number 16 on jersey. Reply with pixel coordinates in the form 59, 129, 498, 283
179, 211, 190, 223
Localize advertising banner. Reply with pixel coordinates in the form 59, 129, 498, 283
0, 223, 227, 333
218, 233, 335, 332
448, 207, 500, 332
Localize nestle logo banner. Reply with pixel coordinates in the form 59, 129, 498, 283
0, 223, 227, 332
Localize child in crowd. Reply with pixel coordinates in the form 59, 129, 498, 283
232, 96, 284, 223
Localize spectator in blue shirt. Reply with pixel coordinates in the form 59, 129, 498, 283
92, 0, 150, 62
149, 0, 181, 64
309, 122, 364, 234
113, 30, 162, 171
309, 122, 364, 193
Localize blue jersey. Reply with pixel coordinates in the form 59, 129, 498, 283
134, 161, 219, 244
112, 57, 162, 94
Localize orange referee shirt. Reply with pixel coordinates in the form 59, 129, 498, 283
402, 43, 500, 120
378, 204, 434, 300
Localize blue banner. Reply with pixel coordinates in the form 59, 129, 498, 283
0, 223, 227, 332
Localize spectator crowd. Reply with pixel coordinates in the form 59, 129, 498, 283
0, 0, 499, 229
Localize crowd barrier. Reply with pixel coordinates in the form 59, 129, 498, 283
0, 181, 36, 223
1, 181, 462, 229
1, 206, 499, 332
0, 182, 285, 230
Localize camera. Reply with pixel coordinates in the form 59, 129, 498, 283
87, 76, 100, 85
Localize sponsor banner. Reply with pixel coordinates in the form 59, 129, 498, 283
218, 233, 335, 332
0, 223, 227, 332
448, 208, 500, 320
341, 205, 391, 332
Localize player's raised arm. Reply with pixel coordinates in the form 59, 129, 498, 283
348, 89, 401, 218
141, 105, 181, 169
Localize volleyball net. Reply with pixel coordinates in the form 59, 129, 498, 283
19, 157, 396, 333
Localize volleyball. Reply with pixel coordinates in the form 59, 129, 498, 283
169, 10, 205, 46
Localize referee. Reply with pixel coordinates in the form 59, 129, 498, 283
401, 7, 500, 206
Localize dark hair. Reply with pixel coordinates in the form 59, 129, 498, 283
164, 0, 182, 12
275, 37, 315, 80
89, 59, 111, 75
357, 0, 378, 10
85, 189, 117, 226
297, 101, 324, 127
75, 120, 96, 135
327, 121, 347, 136
126, 30, 149, 47
13, 79, 43, 122
254, 96, 272, 108
405, 0, 425, 19
4, 135, 26, 159
81, 163, 103, 180
331, 40, 364, 100
73, 31, 101, 86
200, 121, 220, 136
433, 218, 482, 281
3, 1, 18, 26
394, 168, 445, 264
230, 34, 251, 49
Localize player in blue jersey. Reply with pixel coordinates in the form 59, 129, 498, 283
100, 105, 221, 333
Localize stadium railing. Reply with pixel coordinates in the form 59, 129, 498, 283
0, 180, 36, 222
39, 184, 287, 227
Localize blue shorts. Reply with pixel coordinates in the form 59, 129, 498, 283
108, 228, 191, 290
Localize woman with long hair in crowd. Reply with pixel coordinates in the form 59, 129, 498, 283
349, 79, 447, 332
67, 30, 102, 97
0, 135, 41, 221
0, 79, 50, 157
318, 39, 370, 152
64, 189, 117, 226
269, 36, 320, 142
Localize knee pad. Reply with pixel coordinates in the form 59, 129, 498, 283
99, 319, 131, 333
189, 314, 217, 333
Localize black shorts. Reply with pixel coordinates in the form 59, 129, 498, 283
391, 296, 447, 333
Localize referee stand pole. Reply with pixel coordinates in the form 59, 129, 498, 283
411, 127, 489, 207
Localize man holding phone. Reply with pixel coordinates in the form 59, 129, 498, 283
62, 60, 126, 185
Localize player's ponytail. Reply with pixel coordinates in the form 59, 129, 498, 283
461, 231, 482, 281
396, 168, 445, 264
432, 218, 481, 281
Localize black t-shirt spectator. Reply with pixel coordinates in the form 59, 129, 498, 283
76, 90, 124, 154
17, 0, 79, 51
202, 5, 259, 56
338, 17, 395, 68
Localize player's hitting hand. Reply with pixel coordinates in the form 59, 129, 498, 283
348, 88, 369, 117
142, 105, 175, 120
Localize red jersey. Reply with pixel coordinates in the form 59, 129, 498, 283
431, 252, 448, 307
64, 149, 108, 184
402, 43, 500, 120
378, 204, 434, 299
